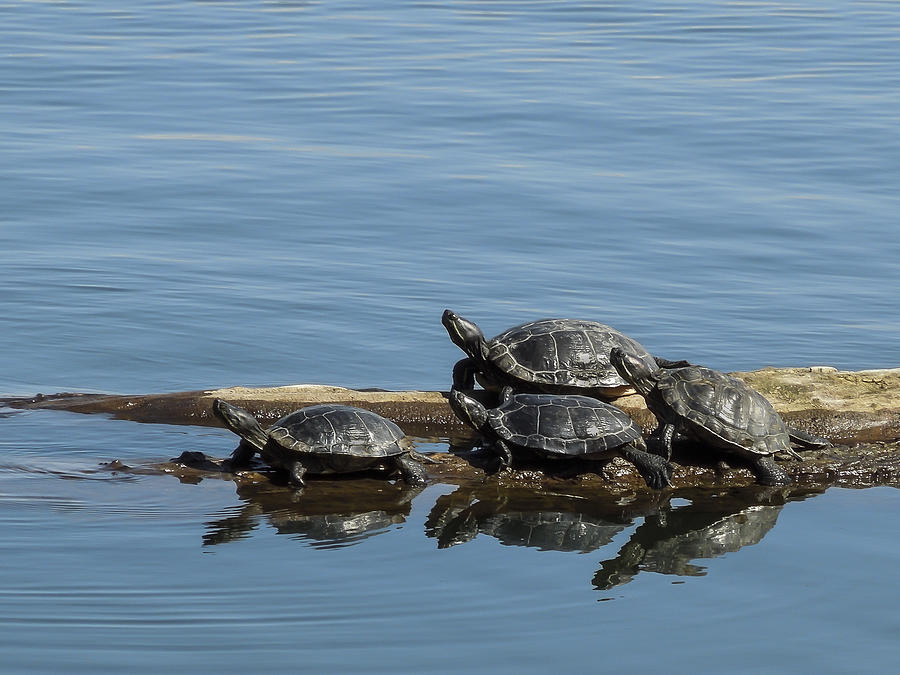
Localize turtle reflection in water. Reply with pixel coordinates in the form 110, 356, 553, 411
592, 487, 813, 590
212, 399, 431, 487
203, 479, 424, 548
442, 310, 689, 398
426, 486, 665, 552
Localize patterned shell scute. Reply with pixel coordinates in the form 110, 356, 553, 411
657, 366, 791, 455
267, 404, 407, 457
487, 393, 641, 455
486, 319, 658, 389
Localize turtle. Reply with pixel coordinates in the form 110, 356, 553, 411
448, 387, 672, 489
426, 487, 631, 552
442, 310, 689, 399
212, 399, 430, 487
608, 347, 828, 486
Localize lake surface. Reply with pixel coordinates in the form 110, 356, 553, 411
2, 1, 899, 671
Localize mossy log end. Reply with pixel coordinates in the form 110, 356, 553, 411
6, 366, 900, 492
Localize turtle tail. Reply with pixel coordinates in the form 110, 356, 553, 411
212, 399, 268, 451
407, 449, 441, 465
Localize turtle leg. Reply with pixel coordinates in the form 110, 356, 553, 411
452, 358, 477, 390
494, 440, 514, 470
788, 427, 831, 450
395, 453, 428, 486
619, 444, 672, 490
229, 440, 257, 468
288, 461, 308, 488
653, 356, 692, 369
751, 455, 792, 486
649, 424, 676, 460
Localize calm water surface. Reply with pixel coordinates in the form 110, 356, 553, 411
2, 1, 899, 671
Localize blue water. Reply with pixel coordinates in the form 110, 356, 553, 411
2, 1, 899, 671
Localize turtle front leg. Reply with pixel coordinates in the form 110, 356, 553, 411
288, 461, 308, 487
619, 444, 672, 490
395, 453, 428, 486
229, 440, 257, 468
493, 440, 514, 471
649, 424, 676, 460
751, 455, 792, 486
452, 358, 477, 390
653, 356, 692, 369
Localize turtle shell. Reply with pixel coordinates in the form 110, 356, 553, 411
487, 392, 643, 456
655, 366, 791, 457
486, 319, 659, 391
267, 404, 409, 457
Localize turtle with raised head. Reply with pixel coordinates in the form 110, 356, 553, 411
608, 348, 827, 486
212, 399, 430, 487
449, 387, 672, 489
442, 310, 688, 398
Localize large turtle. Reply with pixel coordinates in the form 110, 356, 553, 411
608, 348, 827, 486
448, 387, 672, 489
442, 310, 688, 398
212, 399, 430, 487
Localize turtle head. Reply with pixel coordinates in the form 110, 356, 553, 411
610, 347, 658, 396
442, 310, 489, 361
212, 399, 267, 451
448, 388, 489, 432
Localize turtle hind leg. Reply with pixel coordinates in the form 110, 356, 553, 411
407, 449, 440, 465
619, 444, 672, 490
752, 455, 792, 486
788, 427, 831, 450
395, 454, 428, 486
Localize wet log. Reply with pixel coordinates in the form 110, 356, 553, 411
3, 366, 899, 443
6, 366, 899, 491
1, 385, 468, 438
128, 437, 900, 495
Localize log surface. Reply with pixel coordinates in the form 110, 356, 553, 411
5, 366, 900, 492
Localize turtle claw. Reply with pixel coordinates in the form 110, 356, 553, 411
622, 446, 673, 490
646, 462, 673, 490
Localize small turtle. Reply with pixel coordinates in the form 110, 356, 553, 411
449, 387, 672, 489
442, 310, 688, 398
212, 399, 430, 487
609, 348, 827, 486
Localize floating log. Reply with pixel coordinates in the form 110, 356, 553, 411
5, 366, 900, 491
3, 366, 899, 442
